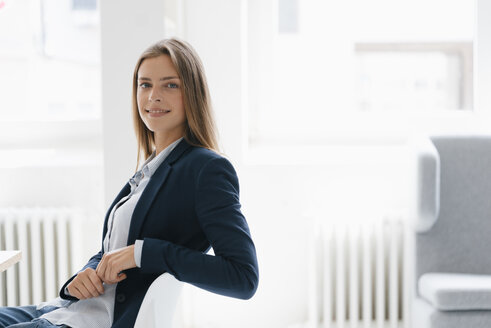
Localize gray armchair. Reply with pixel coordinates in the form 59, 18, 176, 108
410, 135, 491, 328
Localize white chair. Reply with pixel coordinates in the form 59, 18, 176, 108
134, 272, 184, 328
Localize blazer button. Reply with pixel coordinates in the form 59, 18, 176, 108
116, 293, 126, 303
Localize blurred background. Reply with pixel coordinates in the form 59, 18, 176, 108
0, 0, 490, 327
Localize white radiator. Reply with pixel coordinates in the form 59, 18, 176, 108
308, 218, 410, 328
0, 207, 84, 306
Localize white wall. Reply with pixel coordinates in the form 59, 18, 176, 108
99, 0, 166, 211
177, 1, 411, 327
182, 0, 246, 164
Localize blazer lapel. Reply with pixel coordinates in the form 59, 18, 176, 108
126, 138, 193, 245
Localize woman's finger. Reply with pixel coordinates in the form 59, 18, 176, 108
69, 286, 81, 299
67, 284, 81, 299
105, 273, 126, 285
96, 257, 107, 280
74, 283, 91, 299
95, 255, 105, 273
107, 257, 121, 282
80, 276, 100, 298
116, 273, 127, 282
87, 270, 105, 295
96, 246, 135, 283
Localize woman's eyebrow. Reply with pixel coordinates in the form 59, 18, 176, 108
138, 76, 180, 81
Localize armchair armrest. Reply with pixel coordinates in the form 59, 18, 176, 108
418, 272, 491, 311
134, 272, 184, 328
408, 135, 440, 232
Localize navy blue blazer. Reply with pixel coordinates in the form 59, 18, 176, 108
59, 138, 259, 328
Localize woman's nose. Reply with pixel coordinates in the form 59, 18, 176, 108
148, 88, 162, 102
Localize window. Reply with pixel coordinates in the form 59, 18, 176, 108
0, 0, 101, 168
246, 0, 477, 147
278, 0, 298, 34
0, 0, 100, 122
356, 42, 473, 112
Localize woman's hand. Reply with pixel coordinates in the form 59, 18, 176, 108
67, 268, 105, 300
95, 245, 137, 284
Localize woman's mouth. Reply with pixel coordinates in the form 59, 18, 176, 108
146, 109, 171, 117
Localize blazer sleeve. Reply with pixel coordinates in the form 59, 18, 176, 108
59, 250, 103, 300
139, 156, 259, 300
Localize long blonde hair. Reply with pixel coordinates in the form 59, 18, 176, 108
132, 38, 221, 173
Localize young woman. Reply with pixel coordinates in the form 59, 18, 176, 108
0, 38, 259, 328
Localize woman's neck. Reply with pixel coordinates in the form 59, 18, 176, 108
154, 133, 184, 156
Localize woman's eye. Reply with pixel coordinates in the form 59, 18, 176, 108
139, 83, 151, 88
166, 83, 179, 89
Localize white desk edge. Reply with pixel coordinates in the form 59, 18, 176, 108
0, 250, 22, 272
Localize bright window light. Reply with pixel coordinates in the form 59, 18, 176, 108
0, 0, 100, 122
246, 0, 476, 145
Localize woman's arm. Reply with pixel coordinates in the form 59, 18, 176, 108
140, 156, 259, 300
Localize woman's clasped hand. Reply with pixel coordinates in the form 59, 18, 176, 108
66, 245, 137, 300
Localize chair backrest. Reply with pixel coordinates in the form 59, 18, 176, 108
134, 272, 184, 328
414, 135, 491, 283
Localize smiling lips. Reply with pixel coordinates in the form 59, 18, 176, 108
146, 109, 171, 117
146, 109, 171, 113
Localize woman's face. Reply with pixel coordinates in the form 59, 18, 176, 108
137, 55, 186, 139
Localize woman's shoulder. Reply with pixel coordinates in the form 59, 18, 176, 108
186, 145, 231, 165
177, 144, 239, 186
185, 146, 239, 185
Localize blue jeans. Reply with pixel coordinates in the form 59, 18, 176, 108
0, 305, 70, 328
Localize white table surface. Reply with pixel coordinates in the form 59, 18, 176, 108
0, 250, 22, 273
